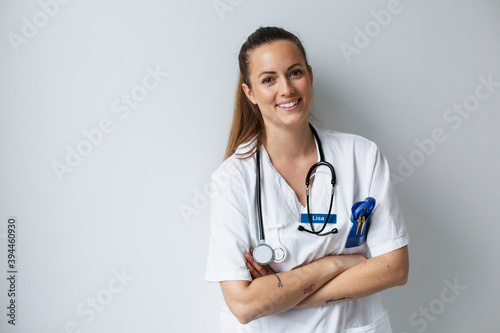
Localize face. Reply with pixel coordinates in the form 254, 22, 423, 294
242, 40, 313, 132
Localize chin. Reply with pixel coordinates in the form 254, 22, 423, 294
276, 115, 310, 129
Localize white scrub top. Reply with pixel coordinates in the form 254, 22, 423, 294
205, 129, 409, 333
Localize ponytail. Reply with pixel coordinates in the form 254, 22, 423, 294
224, 74, 264, 159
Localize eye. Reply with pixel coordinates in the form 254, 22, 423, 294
261, 77, 274, 84
290, 69, 303, 77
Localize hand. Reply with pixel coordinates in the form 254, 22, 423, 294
244, 248, 275, 279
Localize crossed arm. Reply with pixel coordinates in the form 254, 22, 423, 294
219, 245, 408, 324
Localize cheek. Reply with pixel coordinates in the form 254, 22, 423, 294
254, 88, 276, 106
298, 79, 313, 93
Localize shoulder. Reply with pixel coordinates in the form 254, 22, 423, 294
211, 142, 257, 191
318, 128, 378, 156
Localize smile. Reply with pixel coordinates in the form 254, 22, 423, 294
277, 98, 300, 109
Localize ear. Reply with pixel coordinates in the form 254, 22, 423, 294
308, 65, 314, 86
242, 83, 257, 105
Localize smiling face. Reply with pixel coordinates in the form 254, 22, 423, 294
242, 40, 313, 133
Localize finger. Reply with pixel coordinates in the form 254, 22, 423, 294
246, 262, 261, 279
249, 257, 270, 276
246, 248, 276, 276
262, 265, 275, 275
245, 251, 269, 274
244, 251, 254, 264
262, 263, 277, 276
244, 252, 264, 275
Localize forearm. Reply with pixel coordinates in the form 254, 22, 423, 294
295, 246, 409, 308
221, 255, 349, 324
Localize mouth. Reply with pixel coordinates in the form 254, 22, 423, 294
277, 98, 301, 110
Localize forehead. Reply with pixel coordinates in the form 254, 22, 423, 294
247, 40, 306, 76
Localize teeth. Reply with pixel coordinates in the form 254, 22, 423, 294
278, 100, 299, 108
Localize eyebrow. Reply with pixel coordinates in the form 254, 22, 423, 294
257, 63, 303, 78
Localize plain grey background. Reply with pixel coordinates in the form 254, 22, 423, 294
1, 0, 499, 332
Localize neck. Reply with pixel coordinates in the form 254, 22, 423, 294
263, 122, 316, 163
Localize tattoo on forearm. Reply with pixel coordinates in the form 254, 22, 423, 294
303, 284, 316, 295
274, 274, 283, 288
325, 297, 352, 304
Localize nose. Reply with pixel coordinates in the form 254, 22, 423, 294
279, 77, 295, 96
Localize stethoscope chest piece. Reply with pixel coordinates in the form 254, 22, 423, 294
253, 244, 274, 265
273, 246, 286, 262
253, 243, 287, 265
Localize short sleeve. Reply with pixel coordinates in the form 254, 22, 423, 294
366, 143, 409, 257
204, 163, 252, 282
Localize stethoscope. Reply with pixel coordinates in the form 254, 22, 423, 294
252, 124, 337, 265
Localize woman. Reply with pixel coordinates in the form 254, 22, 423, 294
205, 26, 409, 332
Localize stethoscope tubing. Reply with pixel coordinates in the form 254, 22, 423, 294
254, 124, 337, 264
255, 148, 265, 242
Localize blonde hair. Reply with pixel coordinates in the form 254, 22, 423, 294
224, 26, 310, 159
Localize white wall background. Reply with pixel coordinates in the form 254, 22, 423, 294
1, 1, 499, 332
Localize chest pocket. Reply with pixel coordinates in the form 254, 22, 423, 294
345, 197, 376, 248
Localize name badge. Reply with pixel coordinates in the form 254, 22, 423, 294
300, 213, 337, 224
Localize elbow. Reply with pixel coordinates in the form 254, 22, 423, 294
220, 281, 270, 325
237, 315, 252, 325
232, 305, 251, 325
230, 303, 260, 325
396, 267, 409, 286
384, 266, 408, 288
391, 245, 409, 286
395, 257, 409, 286
229, 296, 277, 324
